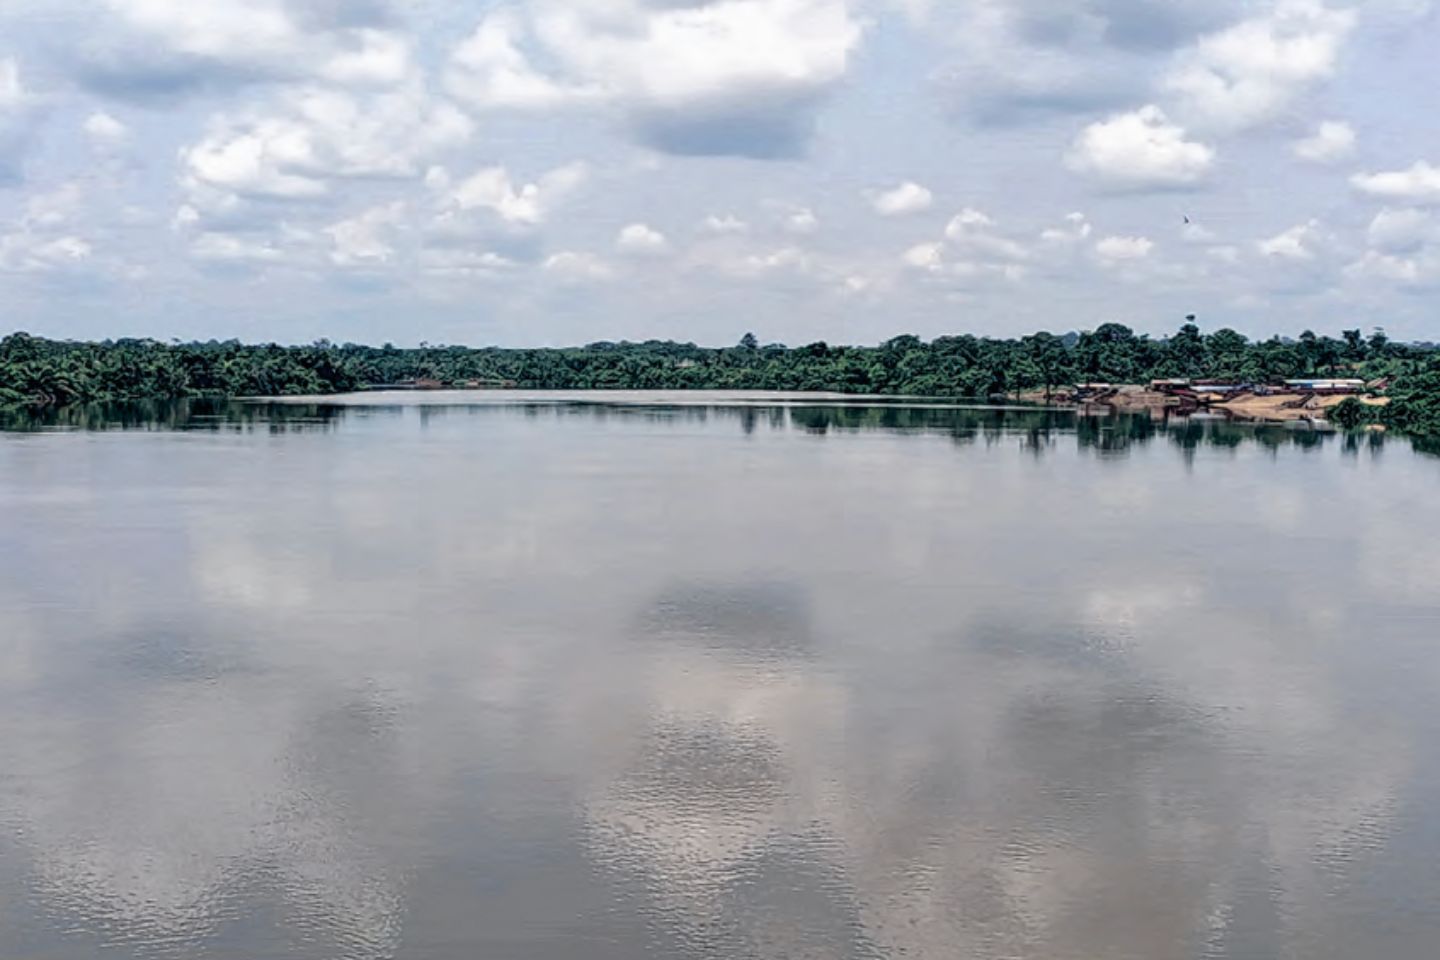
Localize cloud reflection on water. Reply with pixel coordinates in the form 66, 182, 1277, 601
0, 396, 1436, 958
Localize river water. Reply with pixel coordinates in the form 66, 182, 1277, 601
2, 392, 1439, 959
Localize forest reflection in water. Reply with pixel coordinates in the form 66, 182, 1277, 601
0, 391, 1422, 460
2, 391, 1439, 959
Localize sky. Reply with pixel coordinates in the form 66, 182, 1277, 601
0, 0, 1437, 347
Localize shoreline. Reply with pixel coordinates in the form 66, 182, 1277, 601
1017, 384, 1390, 425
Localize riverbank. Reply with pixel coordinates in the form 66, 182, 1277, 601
1018, 384, 1392, 424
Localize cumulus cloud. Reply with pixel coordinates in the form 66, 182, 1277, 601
1349, 206, 1440, 288
1065, 105, 1215, 189
944, 208, 1029, 260
932, 0, 1242, 125
1345, 249, 1440, 287
444, 0, 865, 158
434, 162, 588, 228
700, 214, 748, 234
419, 247, 517, 277
75, 0, 406, 97
180, 82, 472, 205
315, 28, 412, 87
3, 0, 1439, 338
445, 10, 598, 110
0, 58, 39, 184
720, 246, 814, 279
1039, 211, 1094, 245
0, 234, 93, 273
83, 111, 128, 144
24, 183, 85, 228
189, 231, 284, 265
901, 208, 1028, 282
1366, 207, 1435, 253
0, 181, 100, 273
902, 242, 942, 269
1095, 234, 1154, 260
543, 249, 613, 281
1352, 161, 1440, 204
1163, 0, 1356, 133
93, 0, 307, 83
780, 206, 819, 234
868, 181, 933, 216
1293, 120, 1355, 163
616, 223, 670, 255
1258, 219, 1325, 260
326, 202, 406, 266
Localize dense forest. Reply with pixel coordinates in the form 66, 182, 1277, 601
3, 321, 1438, 437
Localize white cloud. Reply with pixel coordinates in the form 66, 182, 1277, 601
1258, 220, 1324, 260
326, 202, 406, 266
1366, 207, 1435, 254
23, 183, 86, 229
1350, 206, 1440, 287
1065, 105, 1215, 189
944, 208, 1029, 260
0, 233, 92, 273
782, 206, 819, 234
4, 0, 1440, 341
1, 58, 39, 184
439, 162, 588, 227
100, 0, 305, 71
902, 242, 944, 269
81, 0, 408, 95
180, 82, 473, 203
420, 248, 517, 277
1039, 211, 1093, 245
616, 223, 670, 255
725, 246, 812, 278
700, 214, 748, 234
0, 58, 21, 105
927, 1, 1236, 126
1164, 0, 1356, 132
189, 231, 283, 264
945, 208, 994, 231
0, 180, 99, 273
1293, 120, 1355, 164
901, 209, 1029, 282
316, 29, 412, 87
1345, 249, 1439, 287
1095, 235, 1154, 260
446, 10, 597, 110
868, 181, 933, 216
182, 126, 326, 200
443, 0, 865, 158
1352, 161, 1440, 204
543, 250, 613, 281
84, 111, 129, 143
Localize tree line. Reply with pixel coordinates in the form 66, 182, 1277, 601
3, 321, 1438, 436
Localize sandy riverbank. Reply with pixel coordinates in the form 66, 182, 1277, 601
1017, 386, 1389, 424
1215, 392, 1388, 423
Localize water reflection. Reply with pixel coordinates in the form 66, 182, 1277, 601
3, 393, 1417, 461
2, 393, 1438, 958
0, 398, 345, 433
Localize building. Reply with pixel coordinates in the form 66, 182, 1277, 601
1283, 379, 1365, 395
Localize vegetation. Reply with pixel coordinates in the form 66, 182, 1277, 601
3, 321, 1439, 439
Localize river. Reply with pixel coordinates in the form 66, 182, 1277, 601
2, 392, 1438, 959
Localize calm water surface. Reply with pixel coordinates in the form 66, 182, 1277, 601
2, 392, 1439, 959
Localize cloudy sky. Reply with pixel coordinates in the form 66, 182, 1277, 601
1, 0, 1437, 346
